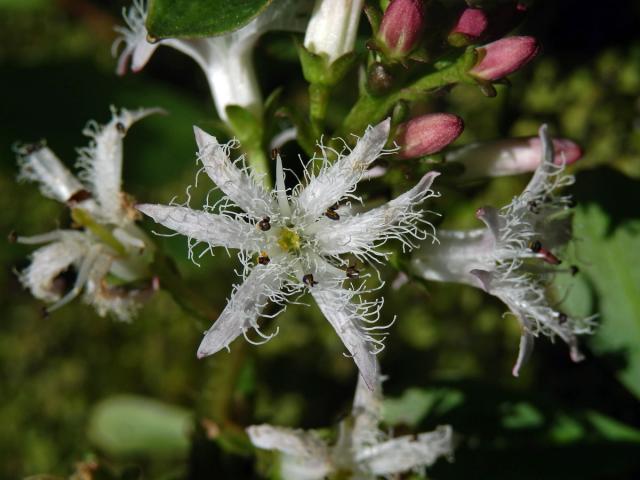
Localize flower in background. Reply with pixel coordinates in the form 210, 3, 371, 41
412, 125, 596, 376
445, 135, 582, 180
114, 0, 308, 121
247, 369, 453, 478
304, 0, 364, 63
15, 107, 160, 321
138, 119, 440, 389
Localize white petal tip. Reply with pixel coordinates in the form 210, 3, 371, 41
193, 125, 217, 150
135, 203, 156, 218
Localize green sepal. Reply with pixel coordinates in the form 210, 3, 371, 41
364, 3, 382, 34
297, 41, 358, 87
225, 105, 270, 182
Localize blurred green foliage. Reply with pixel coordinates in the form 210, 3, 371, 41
1, 0, 639, 479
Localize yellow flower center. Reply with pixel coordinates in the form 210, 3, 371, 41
277, 227, 301, 253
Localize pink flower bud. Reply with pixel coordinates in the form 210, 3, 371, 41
377, 0, 425, 58
445, 136, 582, 179
470, 36, 539, 81
396, 113, 464, 158
448, 8, 488, 47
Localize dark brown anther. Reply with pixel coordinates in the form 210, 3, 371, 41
67, 189, 92, 204
528, 200, 540, 214
258, 251, 271, 265
324, 203, 340, 220
146, 33, 159, 44
324, 208, 340, 221
271, 148, 279, 160
41, 306, 50, 319
116, 122, 126, 134
258, 217, 271, 231
346, 265, 360, 279
8, 230, 17, 243
570, 265, 579, 276
558, 312, 568, 324
21, 141, 45, 155
529, 240, 542, 253
302, 273, 318, 287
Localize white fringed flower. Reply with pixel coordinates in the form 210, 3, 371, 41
137, 119, 439, 388
247, 371, 454, 479
16, 107, 160, 320
412, 125, 596, 376
113, 0, 308, 121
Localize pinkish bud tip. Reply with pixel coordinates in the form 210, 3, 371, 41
470, 36, 540, 81
397, 113, 464, 159
377, 0, 425, 58
550, 138, 582, 166
522, 137, 583, 169
448, 8, 488, 46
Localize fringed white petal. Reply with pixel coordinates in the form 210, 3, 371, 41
112, 0, 159, 75
197, 265, 283, 358
77, 107, 163, 224
351, 372, 384, 453
312, 171, 439, 261
85, 252, 143, 322
194, 126, 276, 217
137, 204, 262, 252
512, 331, 535, 377
524, 124, 555, 196
310, 287, 378, 390
358, 425, 454, 476
247, 425, 330, 458
247, 425, 333, 480
47, 243, 109, 312
295, 119, 390, 220
18, 231, 89, 302
411, 229, 492, 287
17, 146, 85, 203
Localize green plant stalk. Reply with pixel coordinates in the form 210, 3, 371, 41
309, 83, 331, 134
340, 51, 477, 136
247, 146, 271, 187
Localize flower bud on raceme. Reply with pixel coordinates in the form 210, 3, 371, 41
396, 113, 464, 158
377, 0, 425, 59
470, 36, 539, 81
445, 136, 582, 179
448, 8, 488, 47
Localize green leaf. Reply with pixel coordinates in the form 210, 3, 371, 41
383, 387, 464, 427
568, 184, 640, 397
147, 0, 273, 38
88, 395, 192, 459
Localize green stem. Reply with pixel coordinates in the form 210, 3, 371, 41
309, 83, 331, 134
340, 52, 476, 137
246, 147, 271, 188
71, 208, 126, 255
